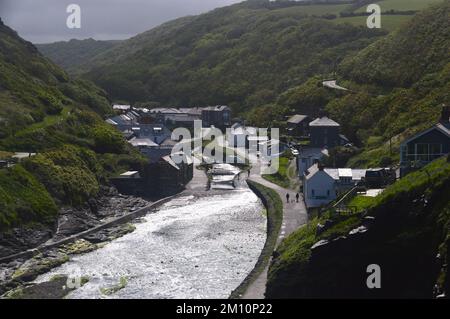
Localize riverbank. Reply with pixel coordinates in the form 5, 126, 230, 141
0, 186, 153, 259
0, 194, 176, 297
1, 165, 268, 299
229, 180, 283, 299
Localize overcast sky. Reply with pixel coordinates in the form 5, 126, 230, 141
0, 0, 243, 43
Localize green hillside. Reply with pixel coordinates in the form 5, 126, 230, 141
0, 18, 145, 231
79, 0, 385, 108
327, 1, 450, 167
267, 156, 450, 298
36, 39, 121, 75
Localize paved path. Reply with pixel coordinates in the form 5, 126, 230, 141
241, 154, 308, 299
323, 80, 350, 91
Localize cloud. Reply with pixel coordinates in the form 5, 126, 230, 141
0, 0, 242, 43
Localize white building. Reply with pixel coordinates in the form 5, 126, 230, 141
303, 164, 367, 208
304, 164, 337, 209
297, 147, 329, 177
113, 104, 131, 112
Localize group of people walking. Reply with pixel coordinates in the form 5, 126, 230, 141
286, 193, 300, 203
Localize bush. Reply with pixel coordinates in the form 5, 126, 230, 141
0, 165, 57, 230
92, 125, 126, 154
22, 145, 100, 206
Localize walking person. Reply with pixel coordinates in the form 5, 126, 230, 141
286, 193, 290, 203
296, 193, 300, 203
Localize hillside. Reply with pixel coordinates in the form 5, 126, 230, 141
31, 0, 449, 171
267, 156, 450, 298
80, 0, 386, 109
36, 39, 121, 75
33, 0, 391, 108
0, 18, 145, 234
326, 0, 450, 167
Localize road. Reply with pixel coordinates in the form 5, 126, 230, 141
322, 80, 350, 91
240, 151, 308, 299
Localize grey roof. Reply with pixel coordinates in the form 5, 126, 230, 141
304, 164, 334, 181
401, 123, 450, 146
309, 117, 340, 127
305, 164, 366, 181
288, 114, 308, 124
299, 147, 329, 158
129, 138, 158, 147
203, 105, 230, 112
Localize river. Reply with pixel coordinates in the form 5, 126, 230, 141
34, 187, 266, 299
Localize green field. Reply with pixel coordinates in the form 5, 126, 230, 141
277, 4, 349, 16
333, 14, 412, 31
355, 0, 444, 12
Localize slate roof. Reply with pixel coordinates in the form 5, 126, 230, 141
288, 114, 308, 124
129, 137, 158, 147
309, 117, 340, 127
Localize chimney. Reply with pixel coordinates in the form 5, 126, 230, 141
440, 104, 450, 124
318, 162, 325, 171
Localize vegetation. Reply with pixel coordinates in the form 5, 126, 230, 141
325, 1, 450, 167
262, 151, 298, 189
35, 1, 385, 110
0, 18, 146, 231
35, 1, 449, 170
267, 156, 450, 298
347, 194, 375, 210
36, 39, 121, 75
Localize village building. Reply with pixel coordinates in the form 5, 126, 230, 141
106, 108, 194, 197
227, 123, 249, 148
112, 104, 131, 113
287, 114, 310, 137
303, 163, 367, 209
309, 116, 341, 148
400, 105, 450, 177
201, 105, 231, 129
296, 147, 329, 176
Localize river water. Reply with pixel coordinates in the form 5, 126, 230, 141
35, 188, 266, 299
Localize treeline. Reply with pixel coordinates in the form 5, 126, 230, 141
340, 9, 418, 17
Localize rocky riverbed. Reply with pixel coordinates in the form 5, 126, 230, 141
0, 186, 151, 258
1, 188, 266, 299
0, 186, 153, 296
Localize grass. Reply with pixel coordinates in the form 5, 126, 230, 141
230, 180, 283, 299
262, 151, 298, 190
348, 195, 376, 211
277, 4, 349, 16
18, 106, 72, 135
355, 0, 444, 12
333, 14, 413, 31
267, 156, 450, 294
373, 156, 450, 207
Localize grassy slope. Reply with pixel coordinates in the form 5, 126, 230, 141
36, 39, 121, 75
65, 1, 385, 108
324, 1, 450, 167
0, 19, 146, 231
267, 156, 450, 298
355, 0, 444, 11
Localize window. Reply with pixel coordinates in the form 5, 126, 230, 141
430, 144, 443, 160
312, 189, 315, 196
